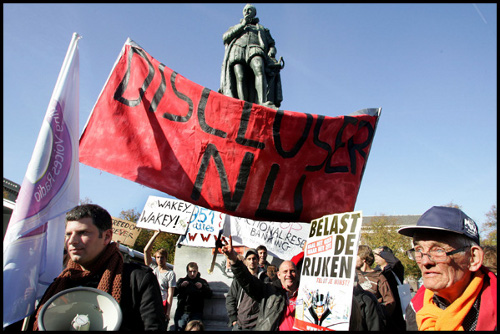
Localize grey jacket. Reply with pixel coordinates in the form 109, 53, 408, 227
226, 269, 267, 328
231, 260, 288, 331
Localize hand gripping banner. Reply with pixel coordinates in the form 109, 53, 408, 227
79, 39, 381, 223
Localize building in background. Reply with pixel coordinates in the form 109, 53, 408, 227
3, 178, 20, 238
363, 215, 420, 232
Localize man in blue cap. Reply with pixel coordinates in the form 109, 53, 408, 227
398, 206, 496, 331
226, 248, 266, 330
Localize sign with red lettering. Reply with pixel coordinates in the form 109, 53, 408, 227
79, 39, 381, 223
294, 211, 363, 331
177, 206, 226, 248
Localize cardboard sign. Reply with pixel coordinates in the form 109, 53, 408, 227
111, 217, 141, 247
137, 195, 195, 235
294, 211, 363, 331
79, 39, 381, 223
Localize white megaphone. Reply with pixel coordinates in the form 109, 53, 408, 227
37, 287, 122, 331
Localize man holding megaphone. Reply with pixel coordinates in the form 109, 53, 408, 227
29, 204, 166, 331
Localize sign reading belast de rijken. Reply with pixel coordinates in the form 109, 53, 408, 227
79, 38, 381, 223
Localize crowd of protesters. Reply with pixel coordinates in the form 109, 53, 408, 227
5, 204, 496, 331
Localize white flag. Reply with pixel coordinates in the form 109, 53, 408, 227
3, 33, 81, 328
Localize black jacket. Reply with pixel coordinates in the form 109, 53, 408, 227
353, 283, 387, 331
375, 250, 406, 331
226, 269, 266, 328
230, 259, 289, 331
375, 249, 404, 282
174, 273, 212, 314
120, 263, 167, 330
29, 262, 166, 331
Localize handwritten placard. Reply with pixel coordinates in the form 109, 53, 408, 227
137, 195, 195, 235
178, 206, 225, 248
111, 217, 142, 247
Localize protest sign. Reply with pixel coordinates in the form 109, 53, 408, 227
111, 217, 141, 247
229, 216, 308, 259
178, 206, 226, 248
294, 211, 362, 331
79, 39, 381, 223
137, 195, 195, 235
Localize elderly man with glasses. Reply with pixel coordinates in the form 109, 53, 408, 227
398, 206, 496, 331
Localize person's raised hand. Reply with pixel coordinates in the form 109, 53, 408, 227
220, 235, 238, 264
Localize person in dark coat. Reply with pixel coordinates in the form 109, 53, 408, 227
374, 246, 406, 330
226, 248, 266, 330
173, 262, 212, 331
28, 204, 166, 331
374, 246, 404, 281
220, 236, 300, 331
353, 275, 387, 331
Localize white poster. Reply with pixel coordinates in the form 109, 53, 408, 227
178, 208, 309, 261
294, 211, 363, 331
229, 216, 309, 260
178, 206, 226, 248
137, 196, 195, 235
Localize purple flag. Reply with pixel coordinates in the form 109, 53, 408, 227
3, 33, 81, 328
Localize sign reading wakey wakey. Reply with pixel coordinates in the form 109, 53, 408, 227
137, 195, 194, 235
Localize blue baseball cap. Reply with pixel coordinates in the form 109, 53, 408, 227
398, 206, 480, 245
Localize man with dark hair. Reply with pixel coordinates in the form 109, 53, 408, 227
356, 245, 395, 319
256, 245, 271, 273
30, 204, 166, 331
226, 248, 265, 330
398, 206, 497, 331
220, 236, 299, 331
373, 246, 406, 330
173, 262, 212, 331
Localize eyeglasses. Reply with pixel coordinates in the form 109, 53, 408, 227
406, 246, 470, 263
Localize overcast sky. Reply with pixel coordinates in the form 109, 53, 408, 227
3, 3, 497, 231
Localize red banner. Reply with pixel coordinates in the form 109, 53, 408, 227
79, 39, 381, 223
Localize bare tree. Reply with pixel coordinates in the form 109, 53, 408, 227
361, 215, 420, 279
79, 197, 93, 205
482, 204, 497, 246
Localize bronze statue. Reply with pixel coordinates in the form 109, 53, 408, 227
219, 4, 283, 108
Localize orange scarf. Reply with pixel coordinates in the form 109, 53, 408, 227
416, 271, 484, 331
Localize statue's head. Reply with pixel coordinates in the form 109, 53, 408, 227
243, 4, 256, 19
